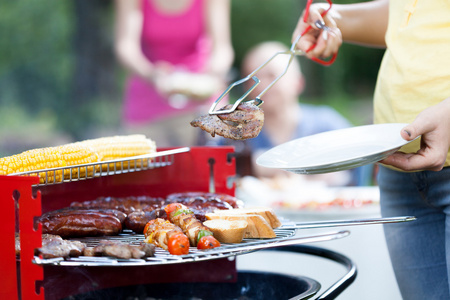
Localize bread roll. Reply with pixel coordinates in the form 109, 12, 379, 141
212, 206, 281, 228
203, 219, 248, 243
205, 213, 276, 239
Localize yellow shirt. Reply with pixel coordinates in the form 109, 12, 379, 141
374, 0, 450, 168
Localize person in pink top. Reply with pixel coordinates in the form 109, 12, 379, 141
114, 0, 234, 147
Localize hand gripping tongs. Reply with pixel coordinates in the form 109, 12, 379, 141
209, 0, 336, 115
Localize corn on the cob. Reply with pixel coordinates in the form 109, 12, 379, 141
77, 135, 157, 170
0, 134, 157, 183
0, 147, 67, 183
57, 144, 99, 179
78, 134, 156, 160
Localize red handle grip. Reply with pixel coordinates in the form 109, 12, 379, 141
301, 0, 337, 66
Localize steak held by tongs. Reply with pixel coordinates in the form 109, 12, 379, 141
191, 102, 264, 140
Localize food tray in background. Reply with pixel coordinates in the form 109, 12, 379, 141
236, 176, 380, 218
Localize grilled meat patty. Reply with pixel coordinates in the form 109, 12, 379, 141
190, 102, 264, 140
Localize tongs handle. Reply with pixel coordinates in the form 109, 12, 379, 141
282, 216, 416, 230
208, 0, 337, 115
300, 0, 337, 66
309, 47, 337, 66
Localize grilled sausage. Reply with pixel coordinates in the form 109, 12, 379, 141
166, 192, 242, 210
39, 208, 125, 238
71, 196, 165, 214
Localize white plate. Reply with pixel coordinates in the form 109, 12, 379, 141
256, 123, 415, 174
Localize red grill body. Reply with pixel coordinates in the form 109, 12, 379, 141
2, 146, 238, 300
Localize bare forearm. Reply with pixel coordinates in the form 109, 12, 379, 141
114, 0, 154, 80
333, 0, 389, 47
204, 0, 234, 77
115, 41, 155, 80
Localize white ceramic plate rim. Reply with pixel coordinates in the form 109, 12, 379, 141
256, 123, 414, 174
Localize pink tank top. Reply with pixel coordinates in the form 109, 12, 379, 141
123, 0, 212, 124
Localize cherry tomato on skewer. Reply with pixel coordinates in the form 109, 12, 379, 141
197, 235, 221, 250
143, 221, 151, 237
164, 203, 183, 216
168, 232, 190, 255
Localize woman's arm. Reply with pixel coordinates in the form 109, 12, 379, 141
332, 0, 389, 47
293, 0, 389, 60
114, 0, 155, 81
203, 0, 234, 78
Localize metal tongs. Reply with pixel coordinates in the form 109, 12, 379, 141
209, 0, 336, 115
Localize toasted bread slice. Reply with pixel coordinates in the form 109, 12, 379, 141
205, 213, 276, 239
212, 207, 281, 228
203, 219, 248, 243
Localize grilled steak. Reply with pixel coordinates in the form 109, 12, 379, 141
34, 234, 86, 259
84, 240, 155, 259
191, 102, 264, 140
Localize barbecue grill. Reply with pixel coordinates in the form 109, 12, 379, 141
4, 146, 358, 300
65, 245, 357, 300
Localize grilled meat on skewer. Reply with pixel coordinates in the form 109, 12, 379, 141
165, 203, 221, 249
190, 102, 264, 140
143, 218, 190, 255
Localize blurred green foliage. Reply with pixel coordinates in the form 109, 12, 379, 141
0, 1, 73, 114
0, 0, 384, 156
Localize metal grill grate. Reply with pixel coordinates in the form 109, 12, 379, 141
9, 147, 190, 186
32, 227, 350, 267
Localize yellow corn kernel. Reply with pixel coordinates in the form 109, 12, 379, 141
56, 144, 100, 179
77, 135, 157, 171
0, 148, 66, 183
0, 134, 157, 183
24, 148, 66, 183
